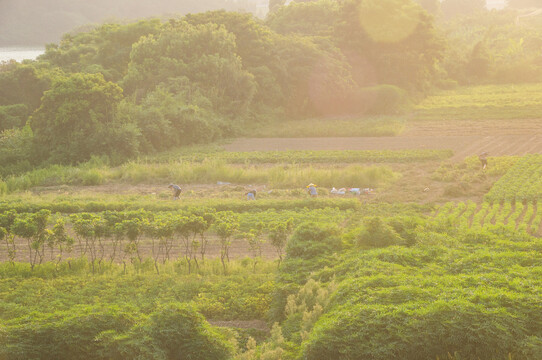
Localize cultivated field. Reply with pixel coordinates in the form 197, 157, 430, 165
2, 86, 542, 359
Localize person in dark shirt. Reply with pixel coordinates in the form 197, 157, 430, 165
168, 184, 182, 200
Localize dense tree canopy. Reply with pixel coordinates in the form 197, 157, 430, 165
1, 1, 541, 168
30, 73, 138, 163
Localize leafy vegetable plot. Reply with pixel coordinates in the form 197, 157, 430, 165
485, 154, 542, 203
415, 84, 542, 120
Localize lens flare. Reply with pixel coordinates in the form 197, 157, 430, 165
359, 0, 421, 43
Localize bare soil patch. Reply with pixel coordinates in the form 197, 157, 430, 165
226, 119, 542, 161
225, 134, 542, 162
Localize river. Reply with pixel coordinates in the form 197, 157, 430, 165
0, 47, 45, 63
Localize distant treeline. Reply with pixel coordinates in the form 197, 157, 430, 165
2, 0, 542, 171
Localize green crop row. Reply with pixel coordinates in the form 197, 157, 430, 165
0, 196, 362, 214
431, 201, 542, 236
485, 154, 542, 202
415, 83, 542, 120
171, 149, 453, 164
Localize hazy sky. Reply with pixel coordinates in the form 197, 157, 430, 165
0, 0, 268, 46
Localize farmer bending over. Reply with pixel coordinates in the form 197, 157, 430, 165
307, 183, 318, 197
168, 184, 182, 200
478, 152, 488, 170
246, 189, 257, 200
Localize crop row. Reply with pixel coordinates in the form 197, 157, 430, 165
0, 207, 355, 273
0, 197, 362, 214
415, 83, 542, 120
173, 149, 453, 164
485, 154, 542, 202
432, 201, 542, 235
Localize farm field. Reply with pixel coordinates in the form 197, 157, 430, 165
2, 78, 542, 359
5, 1, 542, 357
1, 137, 541, 359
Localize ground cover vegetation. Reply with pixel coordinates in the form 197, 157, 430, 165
1, 198, 540, 358
1, 152, 541, 358
0, 148, 452, 192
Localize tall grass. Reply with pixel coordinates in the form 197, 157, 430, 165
2, 159, 400, 193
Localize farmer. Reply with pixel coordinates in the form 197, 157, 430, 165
306, 183, 318, 197
479, 152, 488, 170
246, 189, 257, 200
168, 184, 182, 200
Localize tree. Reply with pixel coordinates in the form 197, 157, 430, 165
123, 21, 256, 118
336, 0, 445, 92
268, 219, 294, 267
467, 41, 492, 79
49, 218, 74, 266
30, 72, 138, 164
212, 211, 240, 274
244, 222, 265, 273
145, 218, 174, 274
267, 0, 340, 37
11, 210, 51, 271
0, 125, 33, 176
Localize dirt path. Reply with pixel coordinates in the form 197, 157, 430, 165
0, 235, 279, 263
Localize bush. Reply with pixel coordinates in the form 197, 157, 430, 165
304, 298, 539, 360
354, 217, 403, 248
109, 303, 234, 360
286, 222, 342, 260
1, 305, 139, 360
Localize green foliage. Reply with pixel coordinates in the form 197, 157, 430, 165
485, 154, 542, 202
0, 104, 28, 131
267, 0, 340, 37
0, 303, 233, 360
110, 303, 233, 360
0, 125, 34, 176
353, 216, 404, 248
415, 84, 542, 120
41, 20, 162, 81
336, 0, 444, 92
30, 72, 138, 164
0, 63, 51, 112
286, 222, 342, 260
300, 226, 542, 360
151, 148, 453, 164
1, 305, 140, 360
123, 21, 256, 117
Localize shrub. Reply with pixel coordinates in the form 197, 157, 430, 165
354, 217, 403, 248
1, 305, 139, 360
117, 303, 234, 360
286, 222, 342, 260
304, 298, 540, 360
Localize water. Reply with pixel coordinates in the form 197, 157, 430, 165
0, 47, 45, 63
